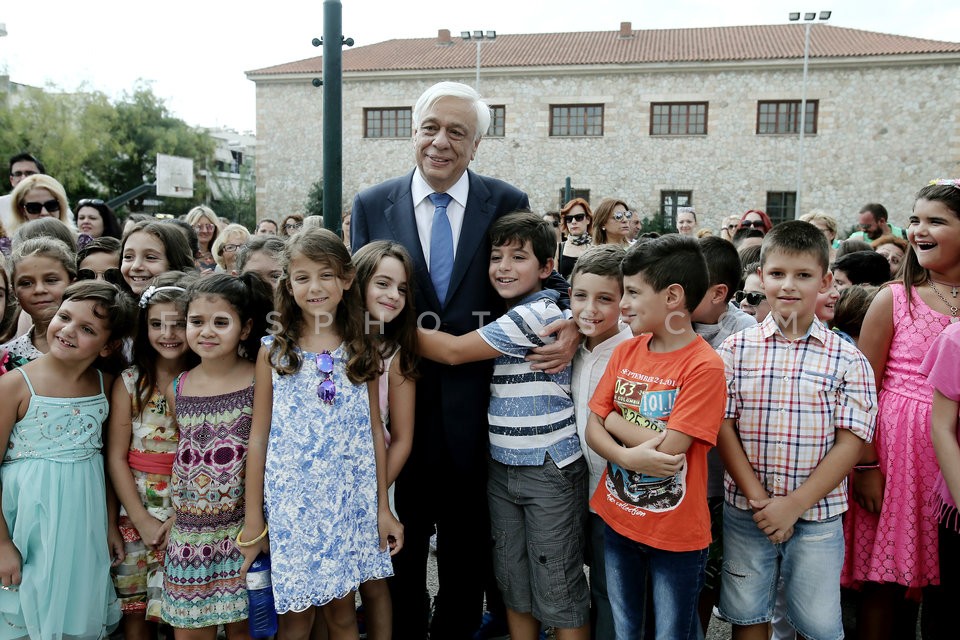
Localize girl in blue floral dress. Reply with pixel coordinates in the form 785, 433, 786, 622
240, 229, 402, 639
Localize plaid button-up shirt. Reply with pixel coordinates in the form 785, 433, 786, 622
718, 315, 877, 521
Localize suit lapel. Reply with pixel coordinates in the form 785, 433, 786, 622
448, 170, 493, 300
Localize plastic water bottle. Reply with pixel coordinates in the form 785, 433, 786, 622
247, 553, 279, 638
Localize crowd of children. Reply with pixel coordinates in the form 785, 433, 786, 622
0, 177, 957, 640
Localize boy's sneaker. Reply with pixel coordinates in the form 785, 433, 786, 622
472, 610, 508, 640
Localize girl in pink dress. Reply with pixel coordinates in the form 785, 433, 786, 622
843, 180, 960, 639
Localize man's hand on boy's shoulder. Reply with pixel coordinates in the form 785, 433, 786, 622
749, 494, 804, 543
526, 318, 579, 373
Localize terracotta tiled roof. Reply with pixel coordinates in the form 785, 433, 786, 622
248, 24, 960, 76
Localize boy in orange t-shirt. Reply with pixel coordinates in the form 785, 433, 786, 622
587, 234, 726, 639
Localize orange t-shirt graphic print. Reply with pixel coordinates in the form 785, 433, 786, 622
589, 334, 725, 551
606, 380, 687, 513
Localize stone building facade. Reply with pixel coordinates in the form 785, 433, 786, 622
248, 23, 960, 235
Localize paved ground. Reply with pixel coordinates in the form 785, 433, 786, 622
423, 550, 736, 638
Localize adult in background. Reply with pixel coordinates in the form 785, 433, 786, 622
591, 198, 633, 247
352, 80, 576, 640
557, 198, 593, 280
211, 223, 250, 273
279, 213, 304, 238
736, 209, 773, 236
75, 198, 124, 242
8, 174, 72, 234
1, 154, 43, 230
254, 218, 279, 235
184, 205, 220, 272
719, 214, 741, 242
847, 203, 907, 242
872, 234, 909, 279
800, 209, 841, 261
676, 206, 699, 237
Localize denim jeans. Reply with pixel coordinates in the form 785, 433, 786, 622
719, 504, 844, 640
604, 523, 707, 640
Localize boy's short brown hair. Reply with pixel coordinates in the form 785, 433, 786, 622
569, 244, 625, 291
489, 211, 557, 268
760, 220, 830, 275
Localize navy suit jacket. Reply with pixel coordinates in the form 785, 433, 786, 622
351, 169, 529, 471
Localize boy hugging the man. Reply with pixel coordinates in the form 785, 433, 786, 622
586, 234, 726, 640
716, 221, 877, 640
418, 211, 590, 640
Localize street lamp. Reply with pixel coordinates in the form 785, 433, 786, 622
461, 30, 496, 91
789, 10, 831, 218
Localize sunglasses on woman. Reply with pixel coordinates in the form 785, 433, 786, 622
23, 199, 61, 215
612, 211, 634, 221
741, 220, 766, 229
735, 291, 766, 306
563, 213, 588, 223
77, 268, 124, 286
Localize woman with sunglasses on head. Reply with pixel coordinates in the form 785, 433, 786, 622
279, 213, 305, 238
557, 198, 594, 279
76, 198, 124, 242
736, 209, 774, 236
8, 175, 71, 233
591, 197, 634, 248
184, 205, 220, 273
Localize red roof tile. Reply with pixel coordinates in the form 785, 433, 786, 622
247, 24, 960, 76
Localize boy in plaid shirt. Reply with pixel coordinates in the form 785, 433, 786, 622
717, 221, 877, 640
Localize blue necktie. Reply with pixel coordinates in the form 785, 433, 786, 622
429, 192, 454, 306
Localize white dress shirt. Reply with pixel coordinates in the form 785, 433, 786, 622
411, 169, 469, 267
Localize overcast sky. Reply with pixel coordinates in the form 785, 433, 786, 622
1, 0, 956, 133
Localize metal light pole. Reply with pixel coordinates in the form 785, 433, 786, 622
460, 30, 496, 91
789, 10, 831, 218
311, 0, 354, 232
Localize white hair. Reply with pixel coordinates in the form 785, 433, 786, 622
412, 81, 491, 142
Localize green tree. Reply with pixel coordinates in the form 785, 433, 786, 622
207, 163, 257, 230
104, 85, 215, 213
305, 180, 323, 217
0, 81, 219, 217
640, 210, 673, 235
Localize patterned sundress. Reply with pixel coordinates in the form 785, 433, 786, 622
161, 371, 252, 627
842, 283, 954, 589
262, 336, 392, 614
112, 367, 179, 620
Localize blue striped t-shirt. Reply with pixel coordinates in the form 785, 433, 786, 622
477, 289, 581, 468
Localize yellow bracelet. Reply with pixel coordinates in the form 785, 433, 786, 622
235, 524, 269, 548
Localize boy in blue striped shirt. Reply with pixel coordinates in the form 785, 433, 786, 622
419, 211, 590, 640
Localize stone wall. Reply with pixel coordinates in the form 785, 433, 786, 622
253, 59, 960, 235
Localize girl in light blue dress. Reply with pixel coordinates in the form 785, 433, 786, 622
240, 229, 403, 639
0, 281, 137, 640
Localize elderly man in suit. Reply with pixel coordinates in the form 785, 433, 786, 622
352, 81, 576, 639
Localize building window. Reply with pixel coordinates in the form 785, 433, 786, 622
660, 190, 692, 228
364, 107, 412, 139
487, 105, 505, 137
550, 104, 604, 137
766, 191, 797, 224
757, 101, 817, 134
650, 102, 708, 135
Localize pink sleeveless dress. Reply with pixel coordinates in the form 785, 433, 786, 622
842, 283, 954, 589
